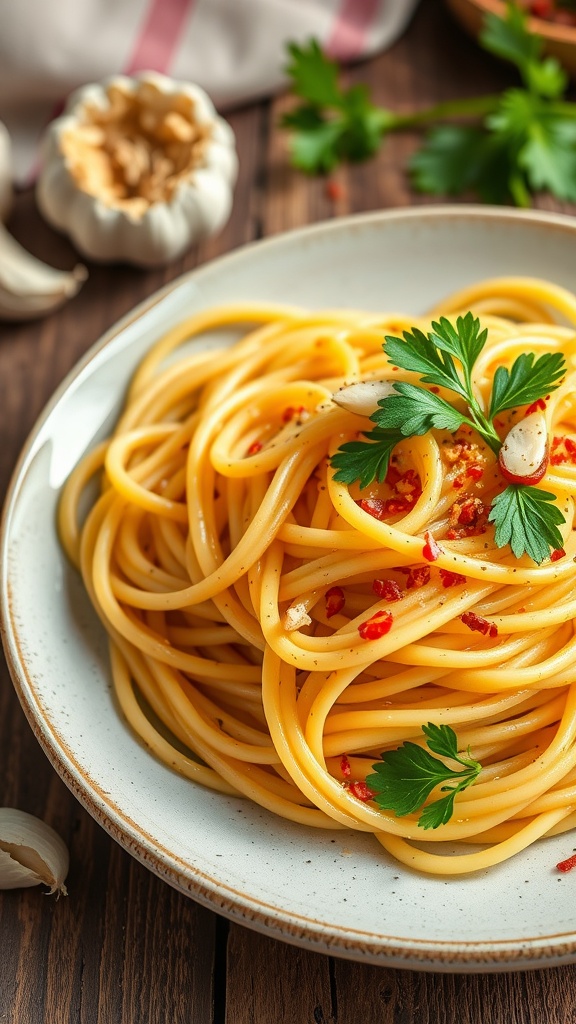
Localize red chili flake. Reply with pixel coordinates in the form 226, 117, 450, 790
340, 754, 352, 778
453, 476, 464, 489
357, 493, 416, 519
325, 586, 345, 618
525, 397, 547, 415
529, 0, 553, 18
282, 405, 307, 423
448, 498, 488, 538
347, 781, 375, 802
422, 530, 441, 562
557, 853, 576, 873
461, 611, 498, 638
386, 464, 402, 487
439, 568, 466, 588
550, 548, 566, 562
459, 498, 486, 526
406, 565, 431, 589
495, 419, 506, 429
446, 524, 488, 540
395, 469, 422, 501
466, 464, 484, 482
325, 179, 344, 202
387, 499, 415, 515
551, 435, 576, 467
357, 498, 388, 520
372, 578, 402, 601
358, 610, 394, 640
430, 386, 440, 394
247, 440, 263, 455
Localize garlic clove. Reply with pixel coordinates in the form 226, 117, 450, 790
0, 222, 87, 321
0, 808, 69, 894
0, 120, 13, 221
0, 120, 86, 321
332, 380, 397, 417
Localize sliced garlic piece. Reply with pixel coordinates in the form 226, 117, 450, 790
498, 410, 549, 486
0, 808, 69, 894
332, 380, 397, 417
284, 603, 312, 631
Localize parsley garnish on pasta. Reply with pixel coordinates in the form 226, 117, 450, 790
331, 312, 566, 564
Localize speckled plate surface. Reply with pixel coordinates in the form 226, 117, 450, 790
3, 206, 576, 973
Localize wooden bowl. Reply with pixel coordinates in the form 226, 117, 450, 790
446, 0, 576, 76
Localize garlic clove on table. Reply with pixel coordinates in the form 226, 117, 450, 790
36, 72, 239, 267
0, 119, 87, 322
0, 224, 88, 320
0, 808, 69, 894
0, 119, 13, 221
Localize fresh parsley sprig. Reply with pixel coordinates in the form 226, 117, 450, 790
365, 723, 482, 830
283, 3, 576, 206
331, 312, 567, 563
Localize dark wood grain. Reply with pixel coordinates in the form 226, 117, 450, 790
2, 1, 576, 1021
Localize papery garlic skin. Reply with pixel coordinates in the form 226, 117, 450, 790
36, 72, 238, 267
0, 808, 69, 894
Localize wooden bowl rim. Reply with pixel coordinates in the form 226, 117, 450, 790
454, 0, 576, 43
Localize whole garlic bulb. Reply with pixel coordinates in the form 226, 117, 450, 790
36, 72, 238, 268
0, 808, 69, 894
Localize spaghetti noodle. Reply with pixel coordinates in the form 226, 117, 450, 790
58, 276, 576, 875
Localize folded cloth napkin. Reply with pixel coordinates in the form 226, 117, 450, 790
0, 0, 420, 184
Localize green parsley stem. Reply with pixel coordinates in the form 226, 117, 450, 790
388, 94, 501, 131
463, 396, 503, 455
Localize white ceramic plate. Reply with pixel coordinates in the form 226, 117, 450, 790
3, 206, 576, 973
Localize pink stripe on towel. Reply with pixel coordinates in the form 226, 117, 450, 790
124, 0, 196, 74
326, 0, 380, 61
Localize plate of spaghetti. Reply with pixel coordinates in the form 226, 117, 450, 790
4, 205, 576, 971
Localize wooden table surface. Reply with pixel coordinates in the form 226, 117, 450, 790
2, 2, 576, 1021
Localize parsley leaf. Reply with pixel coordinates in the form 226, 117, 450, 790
480, 1, 568, 99
409, 124, 488, 196
282, 113, 343, 173
410, 122, 526, 206
430, 312, 488, 372
285, 39, 342, 107
488, 351, 566, 418
372, 382, 468, 436
282, 41, 391, 173
519, 109, 576, 203
365, 723, 482, 830
480, 1, 542, 77
383, 327, 467, 398
331, 427, 405, 489
488, 485, 565, 564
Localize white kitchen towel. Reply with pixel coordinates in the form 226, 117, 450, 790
0, 0, 420, 184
